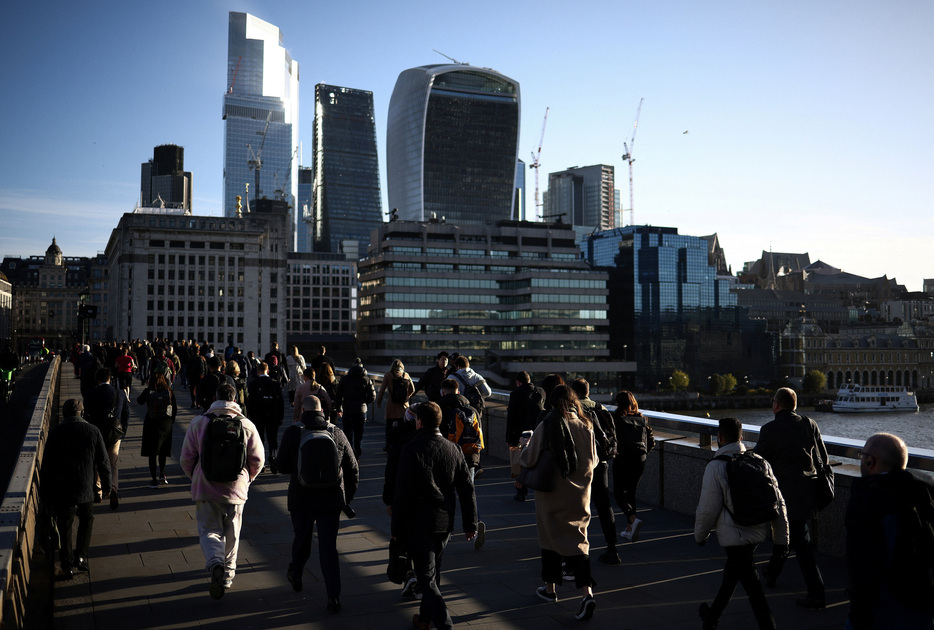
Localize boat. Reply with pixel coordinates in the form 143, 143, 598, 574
831, 384, 919, 413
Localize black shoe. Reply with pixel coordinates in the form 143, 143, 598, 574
60, 565, 74, 580
762, 568, 776, 588
326, 597, 341, 613
598, 550, 620, 565
286, 563, 302, 592
109, 491, 119, 510
699, 603, 718, 630
536, 586, 558, 603
73, 557, 89, 572
209, 565, 225, 599
795, 596, 826, 611
575, 594, 596, 621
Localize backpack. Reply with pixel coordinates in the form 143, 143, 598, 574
148, 388, 173, 419
201, 413, 248, 482
297, 425, 342, 488
583, 404, 617, 461
449, 405, 484, 456
153, 359, 173, 381
252, 379, 281, 423
389, 374, 411, 404
452, 372, 486, 414
714, 451, 782, 527
616, 413, 650, 455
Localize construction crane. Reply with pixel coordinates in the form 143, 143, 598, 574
247, 112, 272, 200
621, 98, 643, 226
529, 107, 549, 221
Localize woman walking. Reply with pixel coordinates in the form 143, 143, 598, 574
612, 390, 655, 542
519, 384, 598, 621
285, 345, 306, 406
137, 373, 177, 487
376, 359, 414, 451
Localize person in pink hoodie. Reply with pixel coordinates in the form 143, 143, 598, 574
181, 382, 265, 599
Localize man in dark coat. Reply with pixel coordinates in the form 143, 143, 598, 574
414, 351, 450, 403
754, 386, 828, 610
277, 395, 358, 613
197, 356, 235, 412
334, 358, 376, 458
41, 399, 112, 578
506, 371, 545, 502
83, 367, 129, 508
846, 432, 934, 629
392, 402, 477, 630
247, 361, 285, 473
310, 345, 335, 382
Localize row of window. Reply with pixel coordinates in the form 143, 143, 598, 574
382, 245, 580, 261
362, 277, 605, 291
147, 254, 247, 266
360, 308, 606, 320
362, 292, 606, 306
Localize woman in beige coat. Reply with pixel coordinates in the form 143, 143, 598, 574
519, 384, 598, 621
376, 359, 415, 450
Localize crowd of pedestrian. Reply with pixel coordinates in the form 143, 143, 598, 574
39, 341, 934, 628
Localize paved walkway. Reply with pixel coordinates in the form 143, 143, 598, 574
52, 375, 851, 629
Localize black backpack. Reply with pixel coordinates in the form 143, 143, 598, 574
201, 413, 248, 482
452, 372, 486, 414
714, 451, 782, 526
148, 388, 173, 419
616, 413, 649, 455
583, 404, 617, 461
297, 425, 342, 488
389, 375, 411, 404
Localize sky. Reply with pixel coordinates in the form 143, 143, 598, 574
1, 0, 932, 290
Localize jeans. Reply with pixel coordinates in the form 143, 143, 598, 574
290, 509, 341, 599
710, 544, 776, 630
612, 455, 646, 520
195, 501, 243, 583
410, 532, 453, 630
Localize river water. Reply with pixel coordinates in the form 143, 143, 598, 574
679, 404, 934, 451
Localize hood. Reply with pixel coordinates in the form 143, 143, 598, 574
205, 399, 243, 417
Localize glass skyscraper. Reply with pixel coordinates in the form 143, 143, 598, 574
296, 167, 313, 253
311, 84, 383, 254
387, 64, 520, 226
223, 12, 299, 223
545, 164, 615, 230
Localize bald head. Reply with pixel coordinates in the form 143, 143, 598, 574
861, 432, 908, 476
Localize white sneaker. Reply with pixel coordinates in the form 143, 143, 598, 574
629, 518, 643, 542
401, 574, 418, 598
619, 528, 632, 541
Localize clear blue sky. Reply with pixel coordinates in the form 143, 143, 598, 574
2, 0, 931, 290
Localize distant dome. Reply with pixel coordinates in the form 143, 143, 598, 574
45, 237, 63, 266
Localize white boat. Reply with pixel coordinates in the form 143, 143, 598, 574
831, 384, 919, 413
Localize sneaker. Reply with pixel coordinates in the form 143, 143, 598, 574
536, 586, 558, 603
598, 550, 620, 565
224, 579, 233, 589
209, 565, 225, 599
699, 602, 718, 630
619, 528, 632, 541
161, 476, 169, 485
401, 574, 418, 598
575, 594, 596, 621
629, 518, 642, 542
474, 521, 486, 549
562, 564, 575, 581
109, 491, 119, 510
149, 480, 160, 489
286, 563, 302, 592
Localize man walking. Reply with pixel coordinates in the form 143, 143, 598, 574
506, 371, 545, 502
83, 367, 129, 509
180, 383, 265, 599
846, 432, 934, 629
695, 417, 787, 630
334, 358, 376, 458
754, 387, 829, 609
40, 399, 112, 578
414, 351, 450, 403
392, 402, 477, 630
277, 395, 359, 613
246, 361, 285, 473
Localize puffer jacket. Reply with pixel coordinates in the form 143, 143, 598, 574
180, 400, 265, 505
694, 441, 789, 548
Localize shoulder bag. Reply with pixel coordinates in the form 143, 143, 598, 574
517, 448, 557, 492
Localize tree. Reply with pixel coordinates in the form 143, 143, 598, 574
670, 370, 689, 392
709, 373, 725, 396
723, 374, 738, 395
803, 370, 827, 394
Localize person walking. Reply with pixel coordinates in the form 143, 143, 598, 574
137, 372, 177, 488
392, 402, 477, 630
40, 399, 111, 578
291, 368, 332, 424
83, 367, 129, 509
414, 351, 450, 403
612, 390, 654, 542
285, 344, 306, 406
754, 386, 829, 610
277, 395, 359, 613
180, 383, 265, 599
695, 417, 787, 630
519, 385, 598, 621
335, 358, 377, 460
246, 361, 285, 474
377, 359, 414, 451
507, 371, 545, 502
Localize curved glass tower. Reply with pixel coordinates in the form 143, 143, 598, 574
387, 64, 520, 226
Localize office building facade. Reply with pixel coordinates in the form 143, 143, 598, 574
387, 64, 520, 226
545, 164, 615, 231
297, 167, 313, 253
311, 84, 383, 254
223, 12, 299, 221
141, 144, 193, 210
285, 252, 358, 343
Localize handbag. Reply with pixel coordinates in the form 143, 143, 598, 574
812, 458, 835, 511
386, 538, 408, 585
509, 446, 524, 478
517, 448, 557, 492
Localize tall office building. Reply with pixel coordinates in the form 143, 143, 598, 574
545, 165, 615, 231
311, 84, 383, 254
296, 167, 313, 252
514, 159, 527, 220
223, 12, 299, 225
387, 64, 520, 226
141, 144, 193, 210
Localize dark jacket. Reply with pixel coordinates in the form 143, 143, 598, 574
277, 410, 359, 514
335, 365, 376, 416
506, 383, 545, 446
41, 416, 111, 504
845, 468, 934, 629
84, 382, 130, 446
415, 365, 448, 402
247, 374, 285, 427
754, 409, 827, 521
197, 371, 237, 412
391, 427, 477, 539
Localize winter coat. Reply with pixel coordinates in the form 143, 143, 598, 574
754, 409, 828, 521
450, 367, 492, 398
506, 383, 545, 446
335, 365, 375, 416
179, 400, 265, 505
41, 416, 111, 505
277, 410, 359, 514
137, 386, 177, 458
694, 441, 789, 548
285, 354, 306, 391
197, 371, 236, 411
377, 370, 414, 420
291, 380, 333, 424
519, 410, 597, 556
391, 427, 477, 539
84, 382, 130, 446
246, 374, 285, 428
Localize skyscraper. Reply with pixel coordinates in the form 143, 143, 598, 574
296, 167, 313, 253
140, 144, 192, 210
223, 12, 299, 224
545, 164, 615, 231
310, 83, 383, 254
387, 64, 520, 226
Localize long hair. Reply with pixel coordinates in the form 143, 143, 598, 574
543, 384, 582, 477
390, 359, 405, 375
290, 344, 301, 359
320, 362, 335, 384
152, 373, 170, 391
549, 384, 584, 423
615, 390, 639, 416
